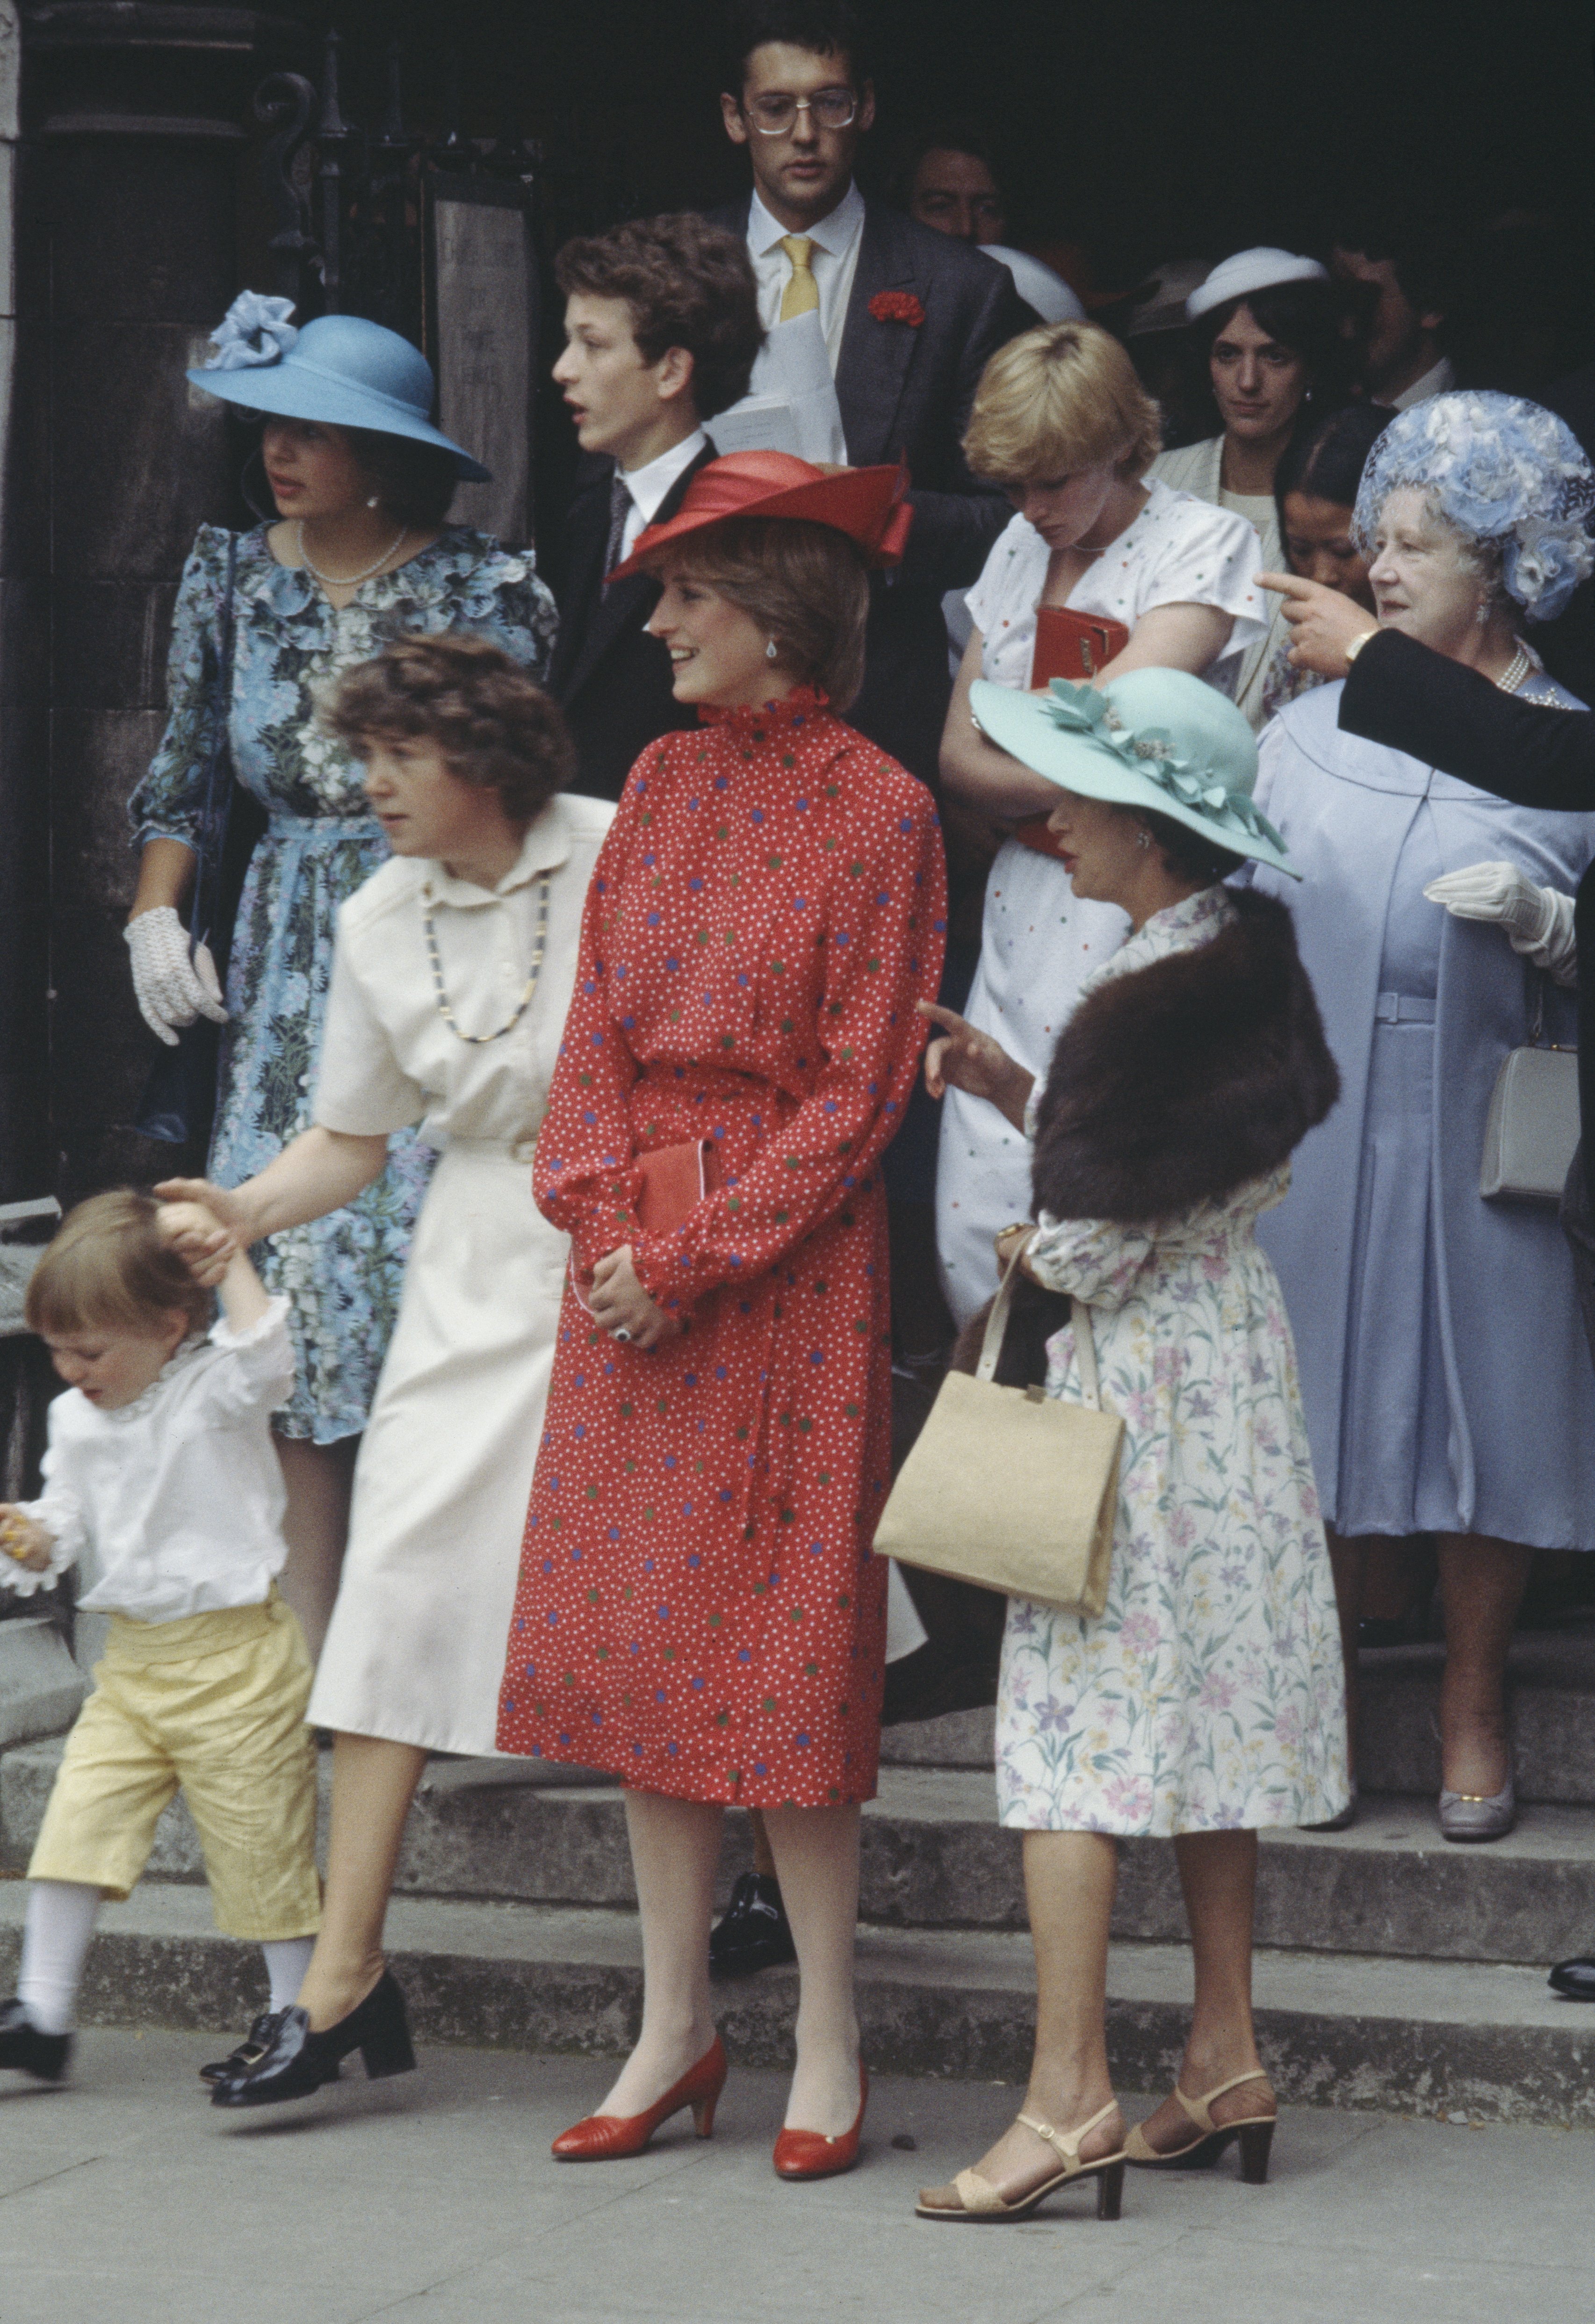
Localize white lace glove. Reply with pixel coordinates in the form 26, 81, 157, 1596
124, 907, 229, 1046
1423, 862, 1578, 988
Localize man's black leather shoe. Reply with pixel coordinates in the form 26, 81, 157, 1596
0, 1998, 71, 2082
1548, 1953, 1595, 1999
708, 1871, 797, 1981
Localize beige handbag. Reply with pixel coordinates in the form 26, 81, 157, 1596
1480, 977, 1581, 1204
872, 1239, 1124, 1616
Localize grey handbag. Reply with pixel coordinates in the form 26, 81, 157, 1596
1480, 974, 1581, 1203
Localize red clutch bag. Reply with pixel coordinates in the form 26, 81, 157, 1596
1016, 610, 1132, 861
568, 1139, 722, 1316
1029, 606, 1129, 687
633, 1138, 722, 1234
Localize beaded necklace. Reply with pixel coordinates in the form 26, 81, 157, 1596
424, 872, 550, 1043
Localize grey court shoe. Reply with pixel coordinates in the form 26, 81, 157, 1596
1438, 1771, 1516, 1842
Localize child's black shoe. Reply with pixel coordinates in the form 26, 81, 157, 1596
0, 1999, 72, 2082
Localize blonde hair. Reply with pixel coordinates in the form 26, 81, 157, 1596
963, 321, 1163, 489
643, 517, 870, 713
25, 1190, 212, 1341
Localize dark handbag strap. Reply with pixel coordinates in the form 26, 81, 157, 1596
188, 529, 239, 957
975, 1234, 1103, 1409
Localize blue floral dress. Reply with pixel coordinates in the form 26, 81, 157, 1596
130, 525, 557, 1441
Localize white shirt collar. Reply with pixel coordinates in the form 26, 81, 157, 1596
618, 426, 707, 520
748, 180, 866, 261
420, 796, 577, 912
1384, 354, 1456, 412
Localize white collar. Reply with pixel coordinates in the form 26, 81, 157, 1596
748, 180, 866, 260
1383, 354, 1456, 412
617, 426, 707, 521
419, 797, 577, 913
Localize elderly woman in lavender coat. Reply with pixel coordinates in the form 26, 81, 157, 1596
1250, 392, 1595, 1843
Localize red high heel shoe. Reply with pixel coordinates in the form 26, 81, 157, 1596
772, 2061, 868, 2181
551, 2035, 727, 2161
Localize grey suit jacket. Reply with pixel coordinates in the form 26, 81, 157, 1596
706, 195, 1032, 782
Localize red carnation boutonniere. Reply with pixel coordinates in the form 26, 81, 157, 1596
869, 290, 925, 327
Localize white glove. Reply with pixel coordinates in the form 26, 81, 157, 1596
1423, 862, 1578, 988
124, 906, 229, 1046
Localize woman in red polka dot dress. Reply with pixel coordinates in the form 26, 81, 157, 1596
496, 455, 945, 2176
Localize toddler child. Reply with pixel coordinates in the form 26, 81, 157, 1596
0, 1189, 321, 2084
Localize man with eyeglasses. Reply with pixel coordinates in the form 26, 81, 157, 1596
708, 0, 1032, 793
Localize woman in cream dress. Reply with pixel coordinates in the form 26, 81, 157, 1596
163, 636, 611, 2102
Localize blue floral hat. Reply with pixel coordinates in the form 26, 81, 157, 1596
970, 667, 1297, 879
187, 292, 490, 481
1352, 390, 1594, 623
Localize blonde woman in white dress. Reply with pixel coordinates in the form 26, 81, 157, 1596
936, 321, 1265, 1329
161, 635, 612, 2107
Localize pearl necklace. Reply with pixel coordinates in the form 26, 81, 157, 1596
1495, 642, 1536, 696
296, 519, 410, 589
424, 872, 550, 1044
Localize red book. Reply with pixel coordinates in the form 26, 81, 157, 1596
1016, 609, 1132, 860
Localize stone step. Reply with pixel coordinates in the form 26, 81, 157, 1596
0, 1879, 1589, 2128
7, 1741, 1595, 1967
880, 1631, 1595, 1801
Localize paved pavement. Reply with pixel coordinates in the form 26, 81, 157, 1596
0, 2030, 1590, 2324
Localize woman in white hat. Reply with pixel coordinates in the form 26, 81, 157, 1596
126, 298, 556, 1652
916, 669, 1345, 2221
1151, 248, 1344, 727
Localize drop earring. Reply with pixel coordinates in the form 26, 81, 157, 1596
1136, 826, 1152, 851
766, 639, 779, 661
368, 495, 381, 510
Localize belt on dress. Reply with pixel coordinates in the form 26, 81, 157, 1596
445, 1130, 541, 1165
1374, 991, 1437, 1025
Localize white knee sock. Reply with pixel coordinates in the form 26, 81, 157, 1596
260, 1937, 315, 2013
18, 1880, 101, 2035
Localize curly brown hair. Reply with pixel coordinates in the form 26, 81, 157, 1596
324, 635, 576, 823
555, 214, 763, 421
26, 1190, 213, 1341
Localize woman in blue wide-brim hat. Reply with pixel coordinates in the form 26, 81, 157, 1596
127, 296, 556, 1646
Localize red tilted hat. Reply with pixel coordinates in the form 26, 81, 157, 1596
608, 450, 913, 582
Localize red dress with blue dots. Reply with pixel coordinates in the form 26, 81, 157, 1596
495, 690, 946, 1806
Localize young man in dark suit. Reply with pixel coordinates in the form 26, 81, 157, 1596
708, 0, 1032, 791
546, 215, 763, 801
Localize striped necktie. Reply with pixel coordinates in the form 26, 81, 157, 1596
601, 469, 632, 595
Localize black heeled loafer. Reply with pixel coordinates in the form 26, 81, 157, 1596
708, 1871, 797, 1982
1549, 1953, 1595, 1999
210, 1968, 415, 2107
0, 1998, 72, 2084
198, 2012, 343, 2088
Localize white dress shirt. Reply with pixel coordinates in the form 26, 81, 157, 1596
1386, 354, 1456, 411
615, 426, 708, 563
747, 180, 866, 375
7, 1302, 297, 1623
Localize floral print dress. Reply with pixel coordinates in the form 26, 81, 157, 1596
130, 524, 556, 1441
996, 887, 1349, 1835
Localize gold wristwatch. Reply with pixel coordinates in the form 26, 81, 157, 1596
1342, 628, 1379, 668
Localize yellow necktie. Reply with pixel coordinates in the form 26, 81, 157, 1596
779, 235, 819, 322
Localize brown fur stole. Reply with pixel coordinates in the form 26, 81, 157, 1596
953, 890, 1338, 1387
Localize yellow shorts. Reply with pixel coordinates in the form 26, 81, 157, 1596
28, 1594, 321, 1942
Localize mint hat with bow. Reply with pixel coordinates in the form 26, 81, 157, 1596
970, 667, 1297, 879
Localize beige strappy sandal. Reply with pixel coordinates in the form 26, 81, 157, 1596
1124, 2068, 1276, 2183
916, 2100, 1127, 2223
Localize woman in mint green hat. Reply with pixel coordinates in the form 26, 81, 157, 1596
127, 295, 556, 1653
915, 669, 1347, 2222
